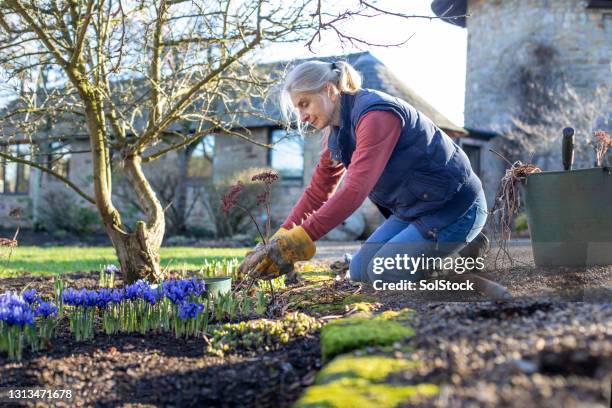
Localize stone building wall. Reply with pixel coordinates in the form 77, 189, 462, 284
464, 0, 612, 206
0, 191, 32, 229
1, 139, 95, 230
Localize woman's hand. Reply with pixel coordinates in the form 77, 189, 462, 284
238, 226, 316, 280
236, 227, 290, 279
237, 242, 267, 279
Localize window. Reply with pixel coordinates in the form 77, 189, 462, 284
462, 144, 481, 178
269, 129, 304, 181
0, 144, 31, 194
188, 136, 215, 179
48, 141, 71, 180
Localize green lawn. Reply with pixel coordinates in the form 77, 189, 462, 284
0, 246, 249, 278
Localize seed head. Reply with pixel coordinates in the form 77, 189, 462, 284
251, 170, 279, 185
221, 181, 244, 213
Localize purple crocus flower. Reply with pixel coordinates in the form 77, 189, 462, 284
142, 287, 160, 305
103, 264, 120, 274
62, 288, 81, 306
97, 288, 113, 309
0, 292, 25, 307
162, 280, 187, 304
3, 306, 35, 327
188, 278, 206, 297
0, 292, 35, 327
62, 288, 98, 308
125, 280, 151, 300
22, 289, 41, 305
35, 301, 58, 318
110, 288, 124, 304
82, 289, 99, 307
178, 302, 204, 319
162, 278, 206, 304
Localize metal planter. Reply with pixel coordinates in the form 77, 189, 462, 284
521, 167, 612, 266
204, 276, 232, 297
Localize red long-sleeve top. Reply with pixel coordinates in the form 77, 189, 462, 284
281, 110, 402, 241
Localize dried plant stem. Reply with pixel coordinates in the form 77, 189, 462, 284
594, 130, 611, 167
1, 227, 19, 269
264, 185, 272, 240
235, 205, 266, 245
488, 149, 541, 269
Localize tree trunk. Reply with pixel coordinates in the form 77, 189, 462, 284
71, 67, 166, 284
111, 155, 166, 283
107, 221, 164, 284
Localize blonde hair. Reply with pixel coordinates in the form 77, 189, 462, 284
280, 60, 362, 132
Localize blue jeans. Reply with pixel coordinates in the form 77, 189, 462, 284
349, 189, 488, 283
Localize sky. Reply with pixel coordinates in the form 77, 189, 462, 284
258, 0, 468, 126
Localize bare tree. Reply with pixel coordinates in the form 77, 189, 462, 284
0, 0, 458, 282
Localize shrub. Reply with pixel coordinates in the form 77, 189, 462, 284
37, 190, 100, 236
205, 167, 275, 239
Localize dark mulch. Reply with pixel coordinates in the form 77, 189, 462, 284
1, 330, 320, 407
0, 271, 102, 293
0, 273, 321, 408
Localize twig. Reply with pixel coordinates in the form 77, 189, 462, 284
320, 314, 345, 320
594, 130, 611, 167
0, 227, 19, 269
489, 148, 514, 166
488, 150, 541, 269
235, 204, 267, 245
161, 258, 175, 280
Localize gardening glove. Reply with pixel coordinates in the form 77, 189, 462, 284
271, 227, 289, 238
252, 226, 316, 280
237, 242, 266, 279
237, 227, 290, 278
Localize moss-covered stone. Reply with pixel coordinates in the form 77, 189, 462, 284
295, 376, 438, 408
295, 353, 437, 407
320, 309, 415, 361
316, 355, 419, 383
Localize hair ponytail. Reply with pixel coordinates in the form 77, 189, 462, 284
333, 61, 361, 94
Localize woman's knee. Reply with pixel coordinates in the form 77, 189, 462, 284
348, 250, 363, 281
466, 198, 488, 243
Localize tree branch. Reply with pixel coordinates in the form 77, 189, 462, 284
133, 32, 263, 152
6, 0, 69, 67
146, 0, 168, 135
142, 129, 216, 163
69, 0, 95, 68
0, 150, 95, 204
